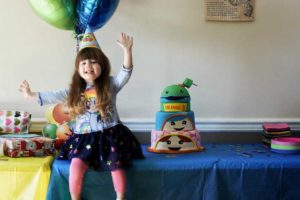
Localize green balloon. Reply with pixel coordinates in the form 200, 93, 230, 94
43, 123, 58, 139
28, 0, 75, 30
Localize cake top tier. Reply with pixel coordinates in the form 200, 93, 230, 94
161, 78, 194, 98
160, 78, 195, 112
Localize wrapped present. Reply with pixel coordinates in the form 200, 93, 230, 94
0, 134, 55, 157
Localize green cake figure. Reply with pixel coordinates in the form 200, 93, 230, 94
160, 78, 197, 112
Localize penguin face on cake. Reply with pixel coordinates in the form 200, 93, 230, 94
156, 135, 195, 151
162, 115, 194, 131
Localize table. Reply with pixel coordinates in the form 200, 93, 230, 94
46, 144, 300, 200
0, 156, 54, 200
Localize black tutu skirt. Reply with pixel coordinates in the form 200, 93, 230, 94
57, 124, 145, 171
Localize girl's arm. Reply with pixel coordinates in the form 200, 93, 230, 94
116, 32, 133, 69
112, 33, 134, 92
19, 80, 68, 105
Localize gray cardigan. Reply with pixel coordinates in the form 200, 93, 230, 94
38, 66, 132, 134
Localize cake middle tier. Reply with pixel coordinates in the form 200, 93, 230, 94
155, 111, 195, 131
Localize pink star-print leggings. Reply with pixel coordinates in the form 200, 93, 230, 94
69, 158, 126, 195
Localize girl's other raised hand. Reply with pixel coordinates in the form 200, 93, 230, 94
116, 32, 133, 51
19, 80, 37, 101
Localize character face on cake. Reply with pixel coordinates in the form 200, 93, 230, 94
160, 84, 191, 112
161, 84, 190, 101
156, 135, 195, 151
162, 115, 194, 131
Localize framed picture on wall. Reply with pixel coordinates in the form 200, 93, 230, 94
204, 0, 255, 21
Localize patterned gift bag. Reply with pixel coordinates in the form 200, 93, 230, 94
0, 110, 31, 134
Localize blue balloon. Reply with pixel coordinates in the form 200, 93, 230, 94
76, 0, 120, 34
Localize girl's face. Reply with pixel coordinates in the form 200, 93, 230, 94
78, 59, 101, 84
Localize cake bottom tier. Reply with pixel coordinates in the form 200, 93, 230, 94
148, 130, 204, 154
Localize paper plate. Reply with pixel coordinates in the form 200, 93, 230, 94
271, 137, 300, 146
271, 148, 300, 154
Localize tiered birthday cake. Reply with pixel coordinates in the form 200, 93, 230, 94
148, 78, 204, 153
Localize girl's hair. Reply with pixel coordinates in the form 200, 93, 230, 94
67, 47, 112, 121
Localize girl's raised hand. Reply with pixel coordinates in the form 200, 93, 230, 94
116, 32, 133, 51
19, 80, 37, 100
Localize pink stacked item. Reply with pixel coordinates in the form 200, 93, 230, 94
262, 123, 292, 147
271, 137, 300, 154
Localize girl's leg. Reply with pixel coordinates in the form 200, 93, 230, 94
111, 169, 126, 200
69, 158, 89, 200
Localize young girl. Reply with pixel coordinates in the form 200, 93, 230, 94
19, 30, 144, 200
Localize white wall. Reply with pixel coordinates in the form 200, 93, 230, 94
1, 0, 300, 124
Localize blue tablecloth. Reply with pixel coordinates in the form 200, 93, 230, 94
46, 143, 300, 200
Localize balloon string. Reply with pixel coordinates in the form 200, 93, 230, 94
72, 18, 84, 53
74, 18, 82, 35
